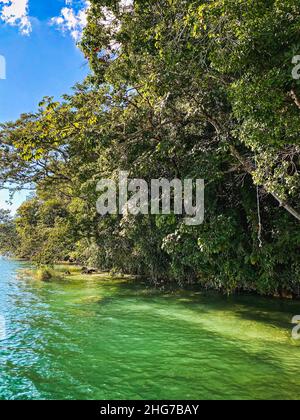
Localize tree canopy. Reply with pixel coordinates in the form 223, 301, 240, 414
0, 0, 299, 296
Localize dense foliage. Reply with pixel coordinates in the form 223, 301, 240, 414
0, 0, 299, 296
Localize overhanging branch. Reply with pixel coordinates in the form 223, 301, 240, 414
229, 145, 300, 222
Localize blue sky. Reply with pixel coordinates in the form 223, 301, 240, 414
0, 0, 89, 212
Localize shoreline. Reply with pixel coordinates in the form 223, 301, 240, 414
13, 259, 300, 302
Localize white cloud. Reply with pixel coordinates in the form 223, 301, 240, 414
0, 0, 134, 38
50, 0, 89, 42
0, 0, 31, 35
51, 0, 134, 42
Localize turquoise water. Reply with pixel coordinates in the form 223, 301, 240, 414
0, 257, 299, 400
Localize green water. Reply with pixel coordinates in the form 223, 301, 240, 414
0, 258, 300, 400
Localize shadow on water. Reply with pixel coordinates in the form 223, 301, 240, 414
104, 279, 298, 326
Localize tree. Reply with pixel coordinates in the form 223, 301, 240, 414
0, 0, 299, 295
0, 209, 19, 255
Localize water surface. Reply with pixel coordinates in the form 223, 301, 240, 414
0, 258, 299, 400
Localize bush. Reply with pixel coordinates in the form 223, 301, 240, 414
35, 267, 62, 282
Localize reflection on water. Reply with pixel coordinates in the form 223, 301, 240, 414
0, 257, 299, 400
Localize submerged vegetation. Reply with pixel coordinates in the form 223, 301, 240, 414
0, 1, 300, 296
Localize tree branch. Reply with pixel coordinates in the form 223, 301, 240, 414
289, 89, 300, 110
229, 145, 300, 222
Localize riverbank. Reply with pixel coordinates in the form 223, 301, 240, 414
20, 263, 133, 283
15, 261, 299, 302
